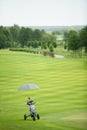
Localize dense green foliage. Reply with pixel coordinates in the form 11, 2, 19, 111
0, 25, 87, 57
79, 26, 87, 53
63, 26, 87, 56
0, 25, 56, 49
0, 50, 87, 130
0, 26, 12, 49
67, 30, 80, 51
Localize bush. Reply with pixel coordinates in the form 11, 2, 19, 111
9, 48, 39, 54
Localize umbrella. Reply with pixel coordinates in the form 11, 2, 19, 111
19, 84, 39, 90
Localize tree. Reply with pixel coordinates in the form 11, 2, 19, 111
0, 27, 6, 49
80, 26, 87, 53
32, 40, 39, 48
63, 31, 69, 49
68, 30, 80, 51
0, 26, 12, 49
52, 41, 57, 48
49, 43, 54, 52
33, 29, 42, 41
19, 27, 33, 47
9, 24, 20, 43
41, 42, 47, 49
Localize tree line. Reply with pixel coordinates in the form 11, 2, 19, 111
0, 24, 56, 52
64, 26, 87, 54
0, 24, 87, 56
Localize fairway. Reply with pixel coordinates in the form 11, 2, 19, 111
0, 50, 87, 130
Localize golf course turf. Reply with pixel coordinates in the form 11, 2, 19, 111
0, 50, 87, 130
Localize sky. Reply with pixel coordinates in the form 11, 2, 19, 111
0, 0, 87, 26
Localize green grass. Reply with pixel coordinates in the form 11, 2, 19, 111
0, 50, 87, 130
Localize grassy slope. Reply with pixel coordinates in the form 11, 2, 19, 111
0, 50, 87, 130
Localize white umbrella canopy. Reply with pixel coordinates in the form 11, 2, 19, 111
19, 84, 39, 90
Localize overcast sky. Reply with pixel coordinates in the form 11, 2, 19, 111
0, 0, 87, 26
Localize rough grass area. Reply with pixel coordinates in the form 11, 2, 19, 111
0, 50, 87, 130
62, 113, 87, 129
